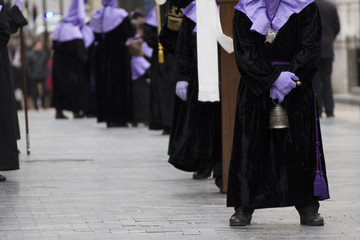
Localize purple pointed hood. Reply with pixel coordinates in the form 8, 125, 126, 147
53, 0, 94, 47
144, 6, 158, 27
62, 0, 86, 25
90, 1, 128, 34
182, 1, 196, 23
235, 0, 315, 35
102, 0, 117, 7
182, 1, 196, 33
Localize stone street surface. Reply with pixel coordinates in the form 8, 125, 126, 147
1, 103, 360, 240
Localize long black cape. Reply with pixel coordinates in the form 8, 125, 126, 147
0, 3, 27, 171
52, 39, 87, 112
227, 3, 330, 210
93, 18, 133, 126
143, 18, 175, 131
168, 17, 221, 172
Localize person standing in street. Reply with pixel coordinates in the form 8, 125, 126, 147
26, 38, 49, 109
314, 0, 340, 117
52, 0, 94, 119
127, 15, 151, 126
227, 0, 330, 226
90, 0, 134, 127
0, 0, 27, 182
168, 1, 222, 186
143, 5, 175, 134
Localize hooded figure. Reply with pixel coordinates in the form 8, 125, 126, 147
227, 0, 329, 227
142, 6, 175, 133
90, 0, 134, 127
126, 14, 152, 125
0, 0, 27, 181
52, 0, 94, 119
167, 1, 222, 187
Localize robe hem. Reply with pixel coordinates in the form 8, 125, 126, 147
226, 196, 329, 209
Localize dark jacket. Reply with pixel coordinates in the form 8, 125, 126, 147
316, 0, 340, 59
26, 49, 49, 80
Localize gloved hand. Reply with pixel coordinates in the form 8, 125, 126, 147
273, 71, 299, 95
0, 5, 2, 12
270, 71, 299, 102
15, 0, 25, 11
176, 81, 189, 101
269, 86, 286, 103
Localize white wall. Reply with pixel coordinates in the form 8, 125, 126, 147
27, 0, 102, 17
333, 0, 360, 92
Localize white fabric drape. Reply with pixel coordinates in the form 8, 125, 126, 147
196, 0, 234, 102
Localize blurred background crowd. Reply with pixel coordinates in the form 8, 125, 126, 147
5, 0, 360, 117
6, 0, 154, 114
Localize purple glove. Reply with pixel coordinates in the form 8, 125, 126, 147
270, 86, 286, 103
273, 71, 298, 95
176, 81, 188, 101
15, 0, 25, 10
0, 6, 2, 12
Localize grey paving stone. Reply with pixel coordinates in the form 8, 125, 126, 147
0, 106, 358, 239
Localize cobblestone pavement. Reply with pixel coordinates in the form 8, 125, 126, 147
0, 104, 359, 240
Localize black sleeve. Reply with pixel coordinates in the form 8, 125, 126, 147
288, 3, 321, 82
143, 24, 159, 49
118, 17, 135, 40
159, 22, 179, 55
76, 40, 87, 63
7, 5, 28, 33
232, 11, 280, 96
0, 2, 11, 48
332, 5, 340, 39
172, 17, 195, 83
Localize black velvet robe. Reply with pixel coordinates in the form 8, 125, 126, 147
0, 3, 27, 171
168, 16, 221, 172
52, 39, 87, 113
83, 43, 97, 117
143, 23, 175, 131
159, 0, 194, 55
227, 3, 329, 210
93, 18, 133, 126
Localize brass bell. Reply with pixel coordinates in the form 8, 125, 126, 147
269, 103, 289, 129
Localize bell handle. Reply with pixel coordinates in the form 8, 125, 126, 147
272, 99, 279, 105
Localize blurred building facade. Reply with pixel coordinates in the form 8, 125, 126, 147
332, 0, 360, 94
26, 0, 153, 17
22, 0, 360, 94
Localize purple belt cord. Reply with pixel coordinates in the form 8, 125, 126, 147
271, 61, 290, 66
312, 80, 329, 199
271, 61, 329, 199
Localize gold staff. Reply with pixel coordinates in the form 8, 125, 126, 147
155, 0, 167, 64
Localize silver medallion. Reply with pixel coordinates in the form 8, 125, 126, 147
265, 29, 278, 44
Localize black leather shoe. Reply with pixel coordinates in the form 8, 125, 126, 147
300, 213, 324, 226
107, 122, 128, 127
0, 175, 6, 182
56, 111, 68, 119
193, 168, 212, 179
229, 209, 253, 226
73, 111, 84, 119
